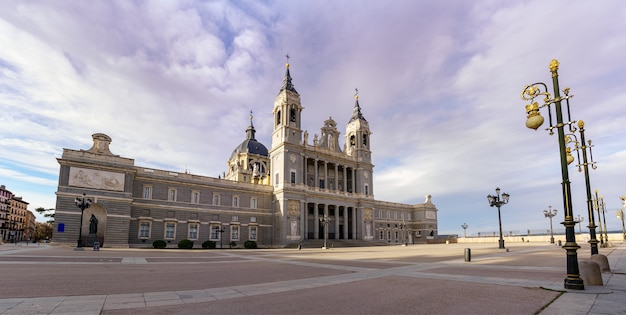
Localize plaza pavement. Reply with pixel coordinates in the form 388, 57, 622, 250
0, 241, 623, 315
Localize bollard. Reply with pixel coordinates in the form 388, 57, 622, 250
464, 248, 471, 262
297, 244, 302, 250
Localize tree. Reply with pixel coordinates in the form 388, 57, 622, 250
34, 207, 55, 242
35, 207, 55, 223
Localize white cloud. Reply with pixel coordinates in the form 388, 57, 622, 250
1, 0, 625, 236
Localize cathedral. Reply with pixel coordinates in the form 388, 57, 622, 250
52, 63, 438, 248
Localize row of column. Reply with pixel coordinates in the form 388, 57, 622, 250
307, 203, 357, 240
304, 158, 356, 193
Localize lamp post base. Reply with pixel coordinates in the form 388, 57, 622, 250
550, 237, 555, 244
498, 239, 505, 249
564, 277, 585, 290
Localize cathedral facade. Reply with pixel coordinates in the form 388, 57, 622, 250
52, 64, 438, 248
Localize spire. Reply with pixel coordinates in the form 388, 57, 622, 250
349, 88, 367, 122
245, 111, 256, 140
279, 54, 298, 93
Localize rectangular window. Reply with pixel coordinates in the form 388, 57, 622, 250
251, 198, 257, 209
210, 225, 221, 240
143, 186, 152, 199
139, 221, 151, 239
232, 196, 239, 207
165, 222, 176, 239
290, 171, 296, 184
249, 226, 258, 240
365, 184, 369, 196
387, 230, 391, 240
213, 194, 220, 206
379, 230, 384, 240
319, 179, 324, 189
395, 231, 399, 240
191, 191, 200, 204
232, 215, 239, 222
168, 188, 177, 201
231, 225, 240, 241
250, 216, 257, 223
188, 223, 198, 240
275, 173, 279, 185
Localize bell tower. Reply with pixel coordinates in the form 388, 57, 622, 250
345, 90, 372, 163
345, 90, 374, 197
271, 58, 303, 149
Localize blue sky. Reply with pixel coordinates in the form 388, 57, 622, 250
1, 0, 626, 236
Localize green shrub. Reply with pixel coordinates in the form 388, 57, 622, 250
243, 240, 257, 249
202, 240, 216, 249
229, 241, 237, 248
153, 240, 167, 249
178, 239, 194, 249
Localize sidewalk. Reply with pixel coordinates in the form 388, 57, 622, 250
540, 243, 626, 315
0, 242, 623, 314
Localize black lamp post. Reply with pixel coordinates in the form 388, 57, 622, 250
218, 228, 225, 249
487, 187, 509, 249
617, 205, 626, 242
399, 222, 407, 246
521, 59, 584, 290
74, 193, 92, 250
320, 214, 333, 249
462, 223, 468, 238
566, 120, 599, 255
574, 215, 584, 234
543, 206, 557, 244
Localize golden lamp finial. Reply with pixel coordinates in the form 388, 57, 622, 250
578, 120, 584, 129
549, 59, 560, 74
355, 87, 359, 100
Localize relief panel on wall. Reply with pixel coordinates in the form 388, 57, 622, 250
69, 167, 125, 191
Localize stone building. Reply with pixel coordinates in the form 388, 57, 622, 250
53, 64, 438, 248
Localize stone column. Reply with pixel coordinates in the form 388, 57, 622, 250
334, 205, 340, 239
313, 203, 319, 239
352, 207, 358, 240
343, 206, 349, 239
334, 164, 338, 191
314, 160, 318, 188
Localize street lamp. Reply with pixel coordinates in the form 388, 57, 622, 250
218, 228, 225, 248
593, 190, 609, 247
543, 206, 558, 244
486, 187, 509, 249
617, 208, 626, 242
74, 193, 92, 250
521, 59, 584, 290
574, 215, 584, 234
319, 214, 333, 249
399, 221, 407, 246
461, 223, 468, 238
566, 120, 600, 255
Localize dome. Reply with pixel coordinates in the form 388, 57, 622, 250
230, 114, 268, 159
230, 138, 268, 160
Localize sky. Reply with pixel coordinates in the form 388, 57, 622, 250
1, 0, 625, 236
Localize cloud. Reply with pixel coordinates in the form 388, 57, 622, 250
1, 0, 625, 236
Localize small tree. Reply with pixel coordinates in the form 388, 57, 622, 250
153, 240, 167, 249
202, 240, 216, 249
178, 239, 194, 249
244, 240, 257, 249
229, 241, 237, 249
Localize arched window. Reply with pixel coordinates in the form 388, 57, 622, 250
290, 107, 296, 122
276, 110, 281, 125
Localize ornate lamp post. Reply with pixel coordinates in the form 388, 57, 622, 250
487, 187, 509, 249
521, 59, 583, 290
320, 214, 333, 249
566, 120, 599, 255
74, 193, 92, 250
399, 221, 407, 246
617, 208, 626, 242
600, 194, 609, 246
574, 215, 584, 234
461, 223, 468, 238
218, 228, 225, 249
543, 206, 558, 244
